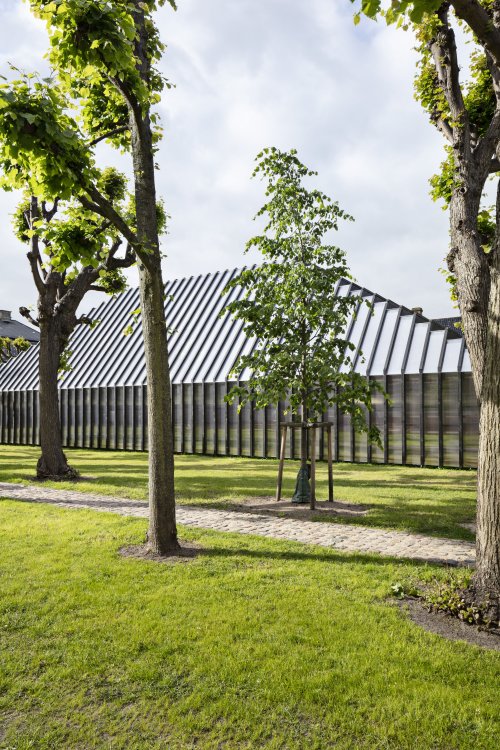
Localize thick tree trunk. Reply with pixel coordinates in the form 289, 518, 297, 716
37, 315, 75, 479
129, 8, 178, 554
473, 249, 500, 615
451, 185, 500, 617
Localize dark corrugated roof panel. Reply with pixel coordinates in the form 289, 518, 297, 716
0, 268, 471, 391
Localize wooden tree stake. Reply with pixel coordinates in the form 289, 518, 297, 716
276, 425, 287, 501
310, 425, 316, 510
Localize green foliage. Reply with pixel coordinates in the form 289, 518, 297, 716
0, 336, 30, 364
0, 72, 93, 200
429, 148, 458, 208
353, 1, 500, 310
392, 569, 499, 628
224, 148, 384, 443
12, 168, 132, 290
58, 348, 73, 375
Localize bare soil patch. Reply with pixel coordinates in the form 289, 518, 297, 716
119, 541, 201, 565
400, 598, 500, 652
234, 495, 368, 520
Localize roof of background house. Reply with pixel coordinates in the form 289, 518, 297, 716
0, 269, 470, 391
0, 310, 39, 344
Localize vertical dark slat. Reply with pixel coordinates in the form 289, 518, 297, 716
131, 385, 136, 451
418, 322, 432, 468
180, 382, 186, 455
122, 385, 127, 450
437, 373, 443, 467
457, 338, 466, 469
401, 376, 407, 466
367, 377, 372, 464
383, 374, 389, 463
82, 388, 87, 449
263, 404, 268, 458
202, 382, 207, 455
318, 410, 324, 463
225, 381, 230, 456
436, 329, 449, 469
96, 388, 102, 449
458, 372, 464, 469
214, 383, 219, 456
191, 382, 196, 455
249, 396, 254, 457
419, 373, 425, 467
238, 391, 243, 456
142, 384, 147, 452
0, 391, 4, 444
335, 399, 339, 462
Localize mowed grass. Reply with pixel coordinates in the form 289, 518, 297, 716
0, 501, 498, 750
0, 445, 476, 540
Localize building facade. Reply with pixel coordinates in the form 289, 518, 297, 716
0, 269, 479, 468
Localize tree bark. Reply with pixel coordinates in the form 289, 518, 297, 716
36, 312, 75, 479
450, 179, 500, 616
128, 7, 179, 554
473, 232, 500, 614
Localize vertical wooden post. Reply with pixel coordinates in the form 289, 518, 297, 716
310, 426, 316, 510
276, 425, 287, 502
327, 424, 334, 503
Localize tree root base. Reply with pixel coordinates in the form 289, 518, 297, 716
36, 460, 80, 482
119, 542, 200, 564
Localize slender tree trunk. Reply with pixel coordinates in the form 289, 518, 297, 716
129, 7, 178, 554
36, 314, 75, 479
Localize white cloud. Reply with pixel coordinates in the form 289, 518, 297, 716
0, 0, 456, 321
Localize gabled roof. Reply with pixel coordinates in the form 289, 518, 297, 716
0, 313, 39, 344
0, 268, 470, 392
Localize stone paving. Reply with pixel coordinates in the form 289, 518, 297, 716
0, 482, 476, 566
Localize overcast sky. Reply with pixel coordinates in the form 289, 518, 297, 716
0, 0, 454, 322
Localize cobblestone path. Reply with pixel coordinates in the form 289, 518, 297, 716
0, 482, 475, 566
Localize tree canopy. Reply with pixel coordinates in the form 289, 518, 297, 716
225, 147, 382, 443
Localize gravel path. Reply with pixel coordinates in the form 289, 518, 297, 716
0, 482, 475, 566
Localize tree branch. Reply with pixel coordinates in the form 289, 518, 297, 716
41, 198, 59, 222
26, 250, 45, 295
88, 125, 129, 147
452, 0, 500, 69
19, 306, 40, 328
489, 156, 500, 172
475, 107, 500, 176
79, 186, 138, 247
432, 113, 454, 143
429, 6, 468, 124
75, 315, 94, 327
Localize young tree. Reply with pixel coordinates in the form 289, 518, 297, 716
353, 0, 500, 617
0, 0, 179, 554
225, 148, 382, 502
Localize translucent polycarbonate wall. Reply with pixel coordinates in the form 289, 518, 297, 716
0, 373, 479, 468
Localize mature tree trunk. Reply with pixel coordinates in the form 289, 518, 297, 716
473, 217, 500, 614
128, 7, 179, 554
36, 311, 75, 479
450, 179, 500, 615
25, 257, 107, 480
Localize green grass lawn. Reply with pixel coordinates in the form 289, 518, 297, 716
0, 445, 477, 541
0, 501, 498, 750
